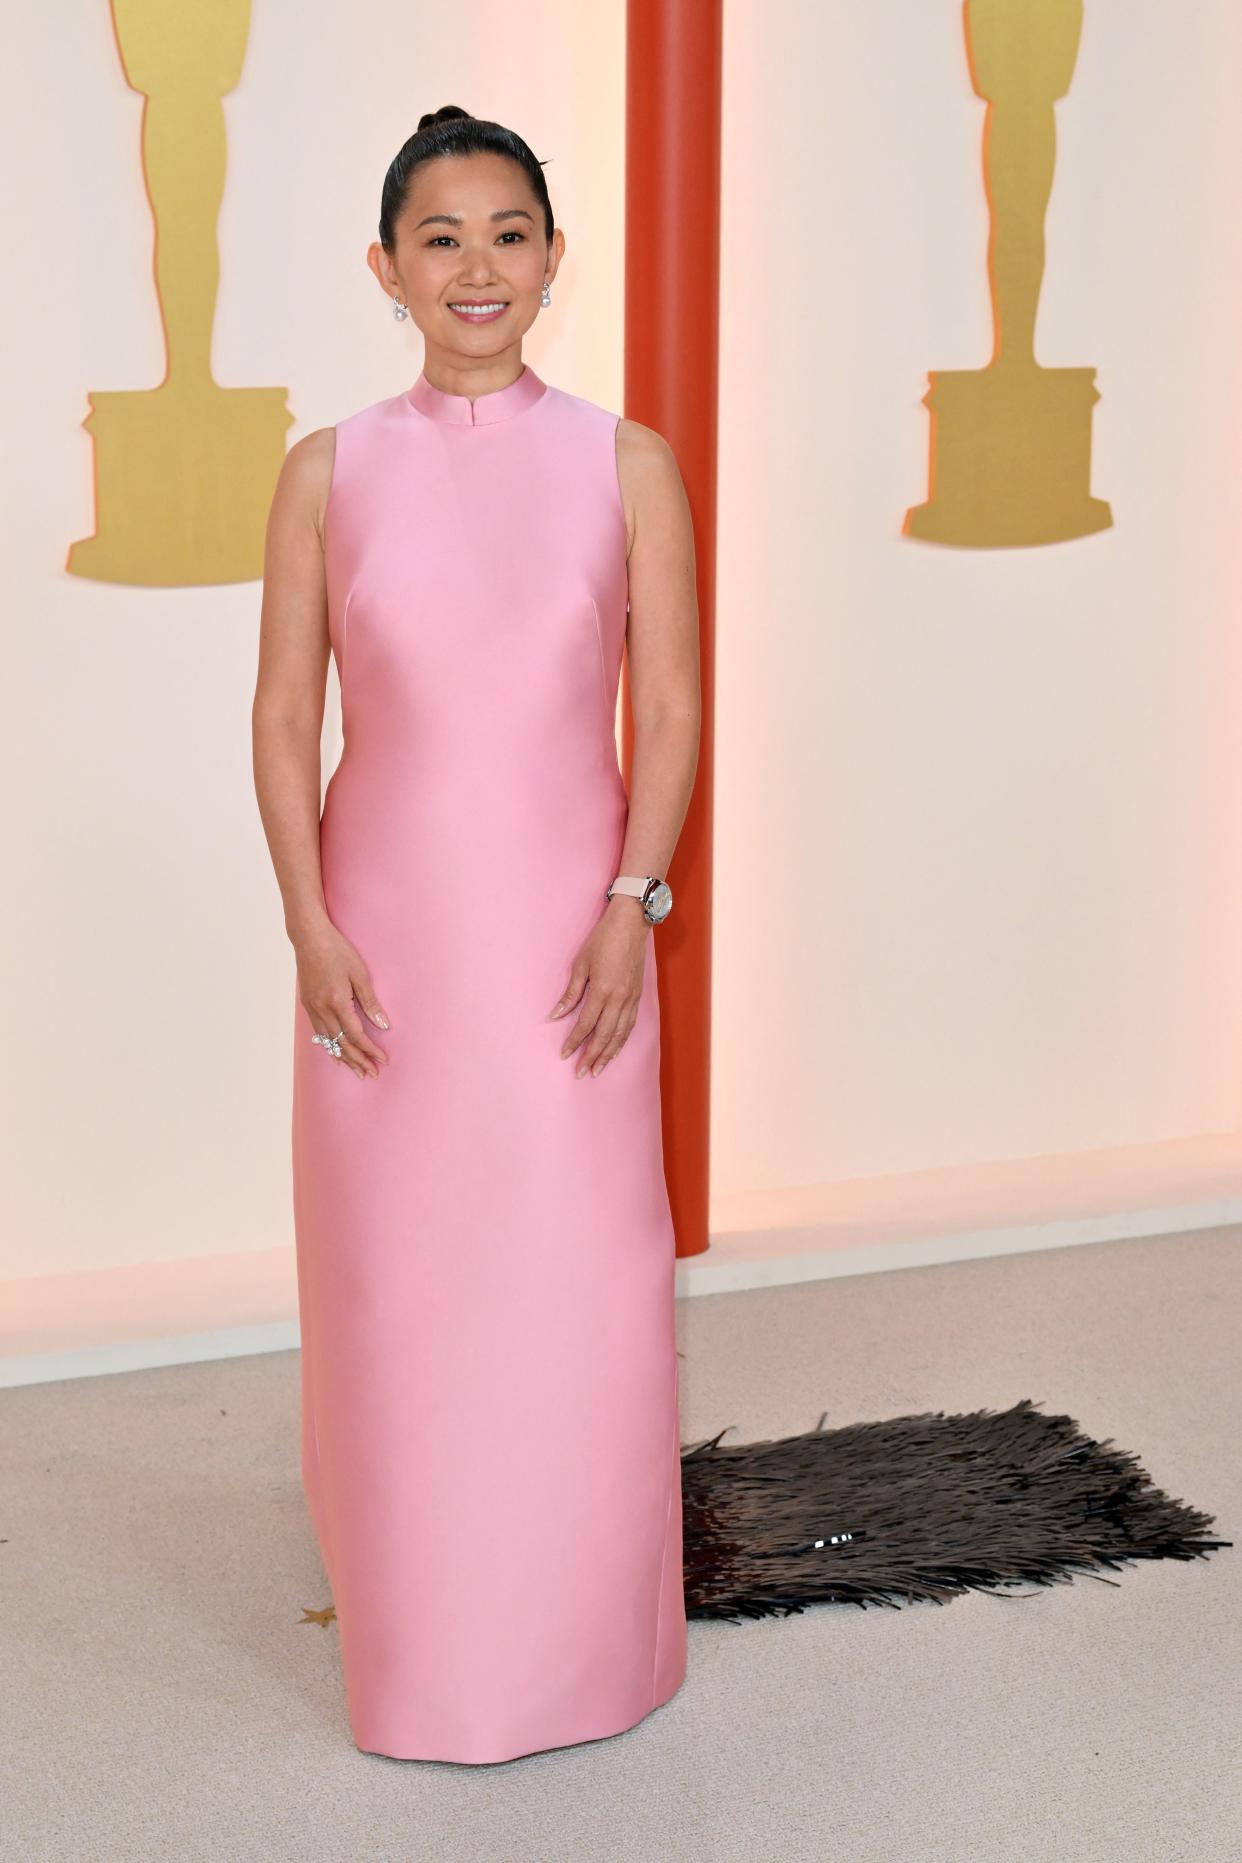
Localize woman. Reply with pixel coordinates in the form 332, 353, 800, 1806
252, 106, 701, 1765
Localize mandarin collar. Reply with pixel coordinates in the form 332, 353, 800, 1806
406, 363, 548, 426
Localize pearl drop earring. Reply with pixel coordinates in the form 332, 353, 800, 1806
541, 281, 552, 308
392, 297, 409, 322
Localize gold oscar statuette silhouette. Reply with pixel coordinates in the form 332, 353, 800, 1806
67, 0, 292, 586
904, 0, 1112, 547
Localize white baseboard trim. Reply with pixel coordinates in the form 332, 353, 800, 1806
677, 1199, 1242, 1295
1, 1322, 302, 1389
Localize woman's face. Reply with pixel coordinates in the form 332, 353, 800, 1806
371, 151, 561, 365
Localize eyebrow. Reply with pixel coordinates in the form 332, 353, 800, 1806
412, 208, 535, 230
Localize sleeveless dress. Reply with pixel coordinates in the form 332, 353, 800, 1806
289, 362, 687, 1764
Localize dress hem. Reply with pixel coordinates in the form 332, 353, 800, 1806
348, 1666, 688, 1768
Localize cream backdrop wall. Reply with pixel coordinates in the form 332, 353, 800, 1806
2, 0, 625, 1284
713, 0, 1242, 1193
5, 1, 1242, 1315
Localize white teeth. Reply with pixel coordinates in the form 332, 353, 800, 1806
450, 303, 506, 313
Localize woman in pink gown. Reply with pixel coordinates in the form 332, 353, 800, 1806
252, 106, 701, 1763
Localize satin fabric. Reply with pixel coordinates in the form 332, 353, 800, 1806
290, 363, 687, 1763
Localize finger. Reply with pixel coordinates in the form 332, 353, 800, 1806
328, 1009, 373, 1079
585, 1006, 638, 1077
574, 995, 629, 1074
310, 1011, 365, 1080
352, 972, 391, 1034
576, 1001, 632, 1076
340, 992, 386, 1063
560, 982, 605, 1058
550, 967, 588, 1019
336, 1039, 371, 1080
335, 995, 386, 1077
322, 1007, 375, 1081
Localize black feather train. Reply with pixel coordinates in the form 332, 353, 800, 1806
679, 1396, 1231, 1620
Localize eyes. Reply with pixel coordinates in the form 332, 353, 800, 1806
427, 231, 526, 247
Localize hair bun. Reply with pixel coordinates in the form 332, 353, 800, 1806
378, 110, 552, 257
417, 105, 473, 132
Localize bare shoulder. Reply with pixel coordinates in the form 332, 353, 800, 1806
614, 417, 689, 557
272, 425, 337, 546
616, 415, 682, 483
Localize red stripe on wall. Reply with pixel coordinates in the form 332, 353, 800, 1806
624, 0, 721, 1257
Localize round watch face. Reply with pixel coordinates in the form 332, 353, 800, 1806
644, 881, 673, 923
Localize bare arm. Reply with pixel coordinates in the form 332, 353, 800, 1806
551, 417, 701, 1077
251, 428, 335, 942
612, 415, 702, 892
251, 430, 389, 1080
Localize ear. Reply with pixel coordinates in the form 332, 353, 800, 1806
366, 242, 396, 297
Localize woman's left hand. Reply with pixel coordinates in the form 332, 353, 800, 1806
550, 897, 650, 1077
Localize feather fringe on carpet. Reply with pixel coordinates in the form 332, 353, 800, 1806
679, 1396, 1231, 1621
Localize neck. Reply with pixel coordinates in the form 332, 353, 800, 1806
420, 345, 526, 400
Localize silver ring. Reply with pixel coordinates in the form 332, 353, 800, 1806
312, 1027, 345, 1059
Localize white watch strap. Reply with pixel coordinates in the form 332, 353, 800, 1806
608, 875, 654, 898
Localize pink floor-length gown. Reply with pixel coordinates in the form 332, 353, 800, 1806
290, 362, 687, 1763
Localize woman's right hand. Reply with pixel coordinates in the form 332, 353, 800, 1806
294, 917, 391, 1080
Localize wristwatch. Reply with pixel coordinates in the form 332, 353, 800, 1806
607, 874, 674, 925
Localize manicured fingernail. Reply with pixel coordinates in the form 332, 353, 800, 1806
375, 1013, 389, 1029
592, 1062, 603, 1076
550, 1003, 564, 1018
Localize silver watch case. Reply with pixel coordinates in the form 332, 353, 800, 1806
640, 879, 673, 925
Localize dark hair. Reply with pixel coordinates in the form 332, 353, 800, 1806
378, 106, 554, 252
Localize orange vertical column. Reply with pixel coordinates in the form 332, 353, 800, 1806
623, 0, 721, 1258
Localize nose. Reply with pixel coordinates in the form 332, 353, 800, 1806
457, 247, 499, 283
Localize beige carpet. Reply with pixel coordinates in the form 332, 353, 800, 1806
3, 1227, 1237, 1862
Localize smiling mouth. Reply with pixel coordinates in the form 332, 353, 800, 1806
447, 301, 509, 315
